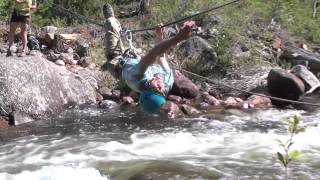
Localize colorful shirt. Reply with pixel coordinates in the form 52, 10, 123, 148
15, 0, 32, 16
122, 58, 174, 94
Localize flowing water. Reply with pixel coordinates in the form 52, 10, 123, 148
0, 108, 319, 180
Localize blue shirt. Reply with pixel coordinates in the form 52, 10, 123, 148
122, 58, 174, 94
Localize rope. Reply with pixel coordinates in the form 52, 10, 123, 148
175, 68, 320, 107
51, 0, 243, 32
127, 0, 243, 33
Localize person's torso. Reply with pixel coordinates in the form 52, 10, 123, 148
122, 58, 174, 94
14, 0, 32, 16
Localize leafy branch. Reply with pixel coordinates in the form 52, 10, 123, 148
277, 115, 305, 179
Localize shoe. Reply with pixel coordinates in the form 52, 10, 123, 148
103, 3, 115, 18
6, 49, 13, 57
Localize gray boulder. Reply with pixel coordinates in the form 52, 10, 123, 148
176, 36, 218, 75
267, 69, 305, 102
290, 65, 320, 94
0, 54, 96, 122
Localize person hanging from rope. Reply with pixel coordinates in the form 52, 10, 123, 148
102, 4, 196, 113
7, 0, 37, 57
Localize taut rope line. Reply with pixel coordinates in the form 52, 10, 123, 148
176, 68, 320, 107
51, 0, 243, 33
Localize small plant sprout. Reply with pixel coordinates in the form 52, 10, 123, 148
276, 115, 305, 179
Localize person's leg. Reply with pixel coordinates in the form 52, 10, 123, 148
19, 22, 28, 56
103, 4, 125, 79
7, 22, 19, 56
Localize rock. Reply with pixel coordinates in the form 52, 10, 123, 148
167, 95, 183, 103
55, 60, 65, 66
12, 111, 35, 125
290, 65, 320, 94
176, 36, 218, 75
75, 38, 91, 58
267, 69, 305, 102
202, 93, 220, 106
0, 54, 96, 120
96, 92, 104, 102
221, 97, 242, 108
27, 35, 40, 51
122, 96, 135, 105
171, 70, 199, 98
79, 57, 92, 67
281, 46, 320, 73
181, 104, 201, 116
243, 95, 272, 108
99, 100, 119, 109
98, 87, 113, 99
160, 101, 184, 119
61, 53, 74, 65
0, 116, 9, 128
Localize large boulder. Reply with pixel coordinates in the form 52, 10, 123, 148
0, 54, 96, 123
176, 36, 218, 75
290, 65, 320, 94
267, 69, 305, 102
171, 70, 199, 98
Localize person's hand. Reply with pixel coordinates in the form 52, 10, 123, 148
16, 0, 24, 3
155, 23, 165, 41
176, 21, 196, 41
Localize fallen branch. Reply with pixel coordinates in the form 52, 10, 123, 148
313, 0, 318, 18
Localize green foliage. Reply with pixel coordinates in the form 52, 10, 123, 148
277, 115, 305, 179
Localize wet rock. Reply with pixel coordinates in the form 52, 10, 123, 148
243, 95, 272, 109
221, 97, 242, 108
96, 92, 104, 102
181, 104, 201, 116
99, 100, 119, 109
160, 101, 184, 119
171, 70, 199, 98
112, 90, 121, 101
290, 65, 320, 94
47, 51, 60, 62
0, 54, 96, 120
202, 93, 220, 106
99, 87, 113, 99
267, 68, 305, 102
0, 116, 9, 128
176, 36, 218, 75
61, 53, 74, 65
167, 95, 183, 103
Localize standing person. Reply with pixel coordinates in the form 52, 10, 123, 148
7, 0, 37, 57
103, 4, 195, 113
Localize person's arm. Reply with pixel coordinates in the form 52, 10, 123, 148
154, 23, 170, 69
139, 21, 195, 73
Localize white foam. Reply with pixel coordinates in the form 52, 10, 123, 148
0, 166, 109, 180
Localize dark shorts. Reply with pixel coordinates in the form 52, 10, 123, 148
10, 11, 30, 24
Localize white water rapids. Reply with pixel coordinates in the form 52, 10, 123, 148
0, 108, 319, 180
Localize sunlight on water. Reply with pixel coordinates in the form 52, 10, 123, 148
0, 108, 319, 179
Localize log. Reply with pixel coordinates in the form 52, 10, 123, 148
280, 46, 320, 73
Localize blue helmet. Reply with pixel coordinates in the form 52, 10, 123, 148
139, 91, 166, 113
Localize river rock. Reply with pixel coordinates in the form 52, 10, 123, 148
99, 100, 119, 109
267, 68, 305, 101
290, 65, 320, 94
0, 116, 9, 129
243, 95, 272, 109
176, 36, 218, 75
161, 101, 184, 119
75, 38, 91, 58
0, 54, 96, 121
167, 95, 183, 103
221, 97, 242, 108
171, 70, 199, 98
181, 104, 201, 116
202, 93, 220, 106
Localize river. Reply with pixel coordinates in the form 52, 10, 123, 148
0, 108, 319, 180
